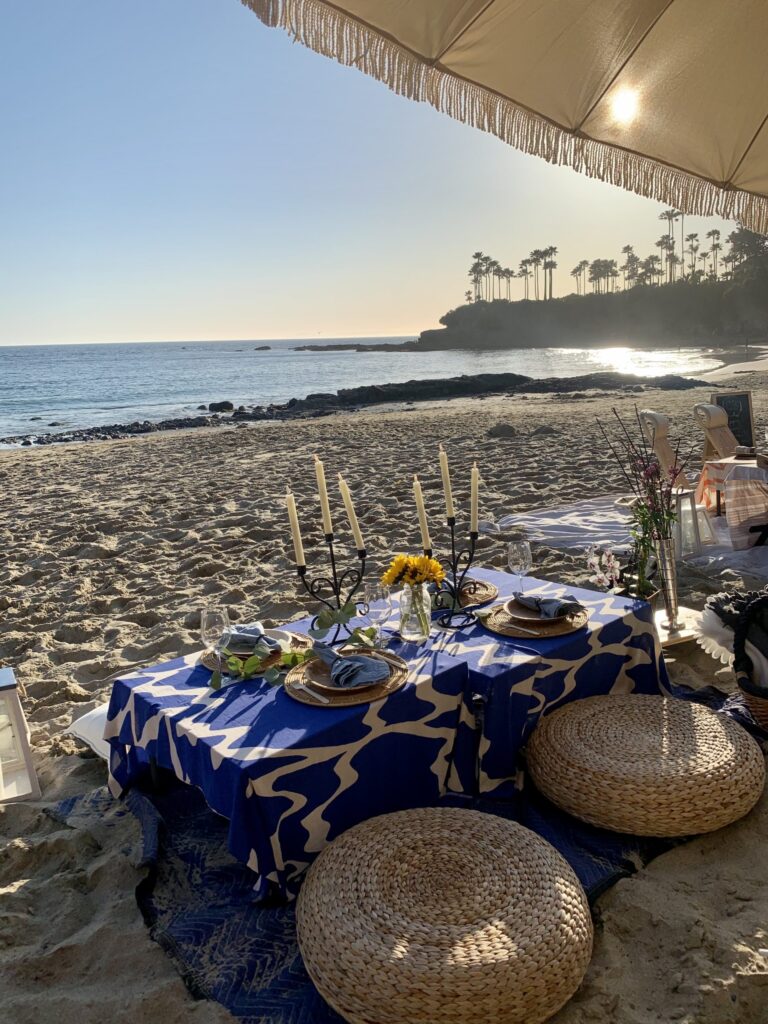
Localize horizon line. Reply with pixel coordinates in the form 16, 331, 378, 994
0, 333, 420, 349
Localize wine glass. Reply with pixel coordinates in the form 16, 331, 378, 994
201, 606, 231, 675
507, 540, 532, 594
362, 584, 393, 647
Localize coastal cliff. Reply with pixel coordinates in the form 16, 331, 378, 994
420, 273, 768, 350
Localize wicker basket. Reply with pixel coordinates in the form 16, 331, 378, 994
526, 695, 765, 837
297, 807, 593, 1024
733, 593, 768, 730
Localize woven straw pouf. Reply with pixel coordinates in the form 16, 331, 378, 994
527, 694, 765, 837
296, 807, 593, 1024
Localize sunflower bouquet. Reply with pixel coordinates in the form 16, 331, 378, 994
381, 554, 445, 589
382, 554, 444, 642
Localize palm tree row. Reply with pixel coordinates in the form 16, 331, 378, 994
468, 246, 558, 303
465, 215, 759, 305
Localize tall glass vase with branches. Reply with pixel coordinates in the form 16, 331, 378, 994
597, 408, 691, 604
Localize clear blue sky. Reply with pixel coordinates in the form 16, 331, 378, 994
0, 0, 734, 345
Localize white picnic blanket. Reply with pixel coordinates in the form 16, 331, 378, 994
488, 496, 633, 552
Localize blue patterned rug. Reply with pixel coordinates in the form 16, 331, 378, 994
49, 687, 766, 1024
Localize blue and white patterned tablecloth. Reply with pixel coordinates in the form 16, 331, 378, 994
105, 568, 668, 897
427, 569, 669, 798
104, 645, 468, 899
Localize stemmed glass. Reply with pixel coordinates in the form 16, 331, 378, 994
201, 606, 232, 678
507, 541, 532, 594
361, 584, 393, 647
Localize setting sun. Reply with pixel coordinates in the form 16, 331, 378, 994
611, 86, 640, 125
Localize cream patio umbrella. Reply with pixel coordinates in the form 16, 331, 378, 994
242, 0, 768, 232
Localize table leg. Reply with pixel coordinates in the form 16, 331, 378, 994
716, 490, 722, 517
470, 692, 487, 798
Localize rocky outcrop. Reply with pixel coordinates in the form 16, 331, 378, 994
208, 401, 234, 413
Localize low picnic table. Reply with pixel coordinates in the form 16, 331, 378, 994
424, 568, 668, 798
695, 456, 768, 549
104, 568, 667, 899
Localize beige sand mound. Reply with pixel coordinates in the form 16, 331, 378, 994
1, 374, 767, 1021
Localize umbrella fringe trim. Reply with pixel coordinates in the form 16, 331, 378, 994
242, 0, 768, 233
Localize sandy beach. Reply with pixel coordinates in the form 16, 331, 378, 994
2, 366, 767, 1024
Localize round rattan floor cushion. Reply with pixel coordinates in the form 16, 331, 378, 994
527, 695, 766, 837
296, 807, 593, 1024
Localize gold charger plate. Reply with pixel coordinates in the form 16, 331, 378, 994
284, 649, 409, 708
199, 631, 311, 673
458, 578, 499, 609
481, 604, 589, 639
432, 578, 499, 611
503, 596, 569, 624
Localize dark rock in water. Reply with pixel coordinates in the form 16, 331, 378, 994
532, 424, 559, 435
520, 372, 709, 394
48, 421, 63, 427
197, 404, 207, 410
328, 372, 532, 410
253, 345, 271, 350
22, 439, 32, 446
488, 423, 519, 438
301, 393, 337, 408
30, 416, 42, 421
209, 401, 234, 413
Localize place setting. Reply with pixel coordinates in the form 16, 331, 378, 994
474, 541, 589, 639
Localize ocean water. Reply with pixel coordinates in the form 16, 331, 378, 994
0, 338, 723, 439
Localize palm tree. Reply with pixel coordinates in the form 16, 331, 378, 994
518, 259, 531, 300
578, 259, 590, 295
464, 290, 473, 304
492, 261, 504, 299
541, 245, 558, 299
699, 249, 710, 277
620, 245, 635, 289
481, 255, 493, 299
644, 253, 662, 286
685, 233, 699, 278
706, 228, 721, 279
658, 209, 680, 283
504, 267, 515, 300
570, 265, 582, 295
529, 250, 544, 299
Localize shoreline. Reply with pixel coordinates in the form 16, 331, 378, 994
0, 366, 729, 449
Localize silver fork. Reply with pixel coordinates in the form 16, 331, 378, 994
294, 681, 330, 704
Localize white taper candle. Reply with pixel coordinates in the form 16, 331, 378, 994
470, 462, 479, 534
285, 489, 306, 566
338, 473, 365, 551
314, 454, 333, 535
413, 474, 432, 552
438, 444, 455, 519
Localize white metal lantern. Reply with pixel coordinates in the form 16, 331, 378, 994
0, 667, 41, 802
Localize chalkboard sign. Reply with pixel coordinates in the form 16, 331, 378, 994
711, 391, 755, 448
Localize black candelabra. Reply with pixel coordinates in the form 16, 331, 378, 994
428, 517, 479, 629
297, 533, 366, 645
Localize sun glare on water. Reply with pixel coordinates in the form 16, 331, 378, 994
590, 346, 720, 376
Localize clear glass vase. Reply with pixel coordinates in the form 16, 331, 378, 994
654, 536, 680, 631
399, 583, 432, 643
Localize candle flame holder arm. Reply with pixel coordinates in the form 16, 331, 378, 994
431, 517, 480, 629
296, 533, 366, 645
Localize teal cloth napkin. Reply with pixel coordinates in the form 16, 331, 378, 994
313, 644, 390, 688
513, 593, 584, 618
228, 622, 280, 651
